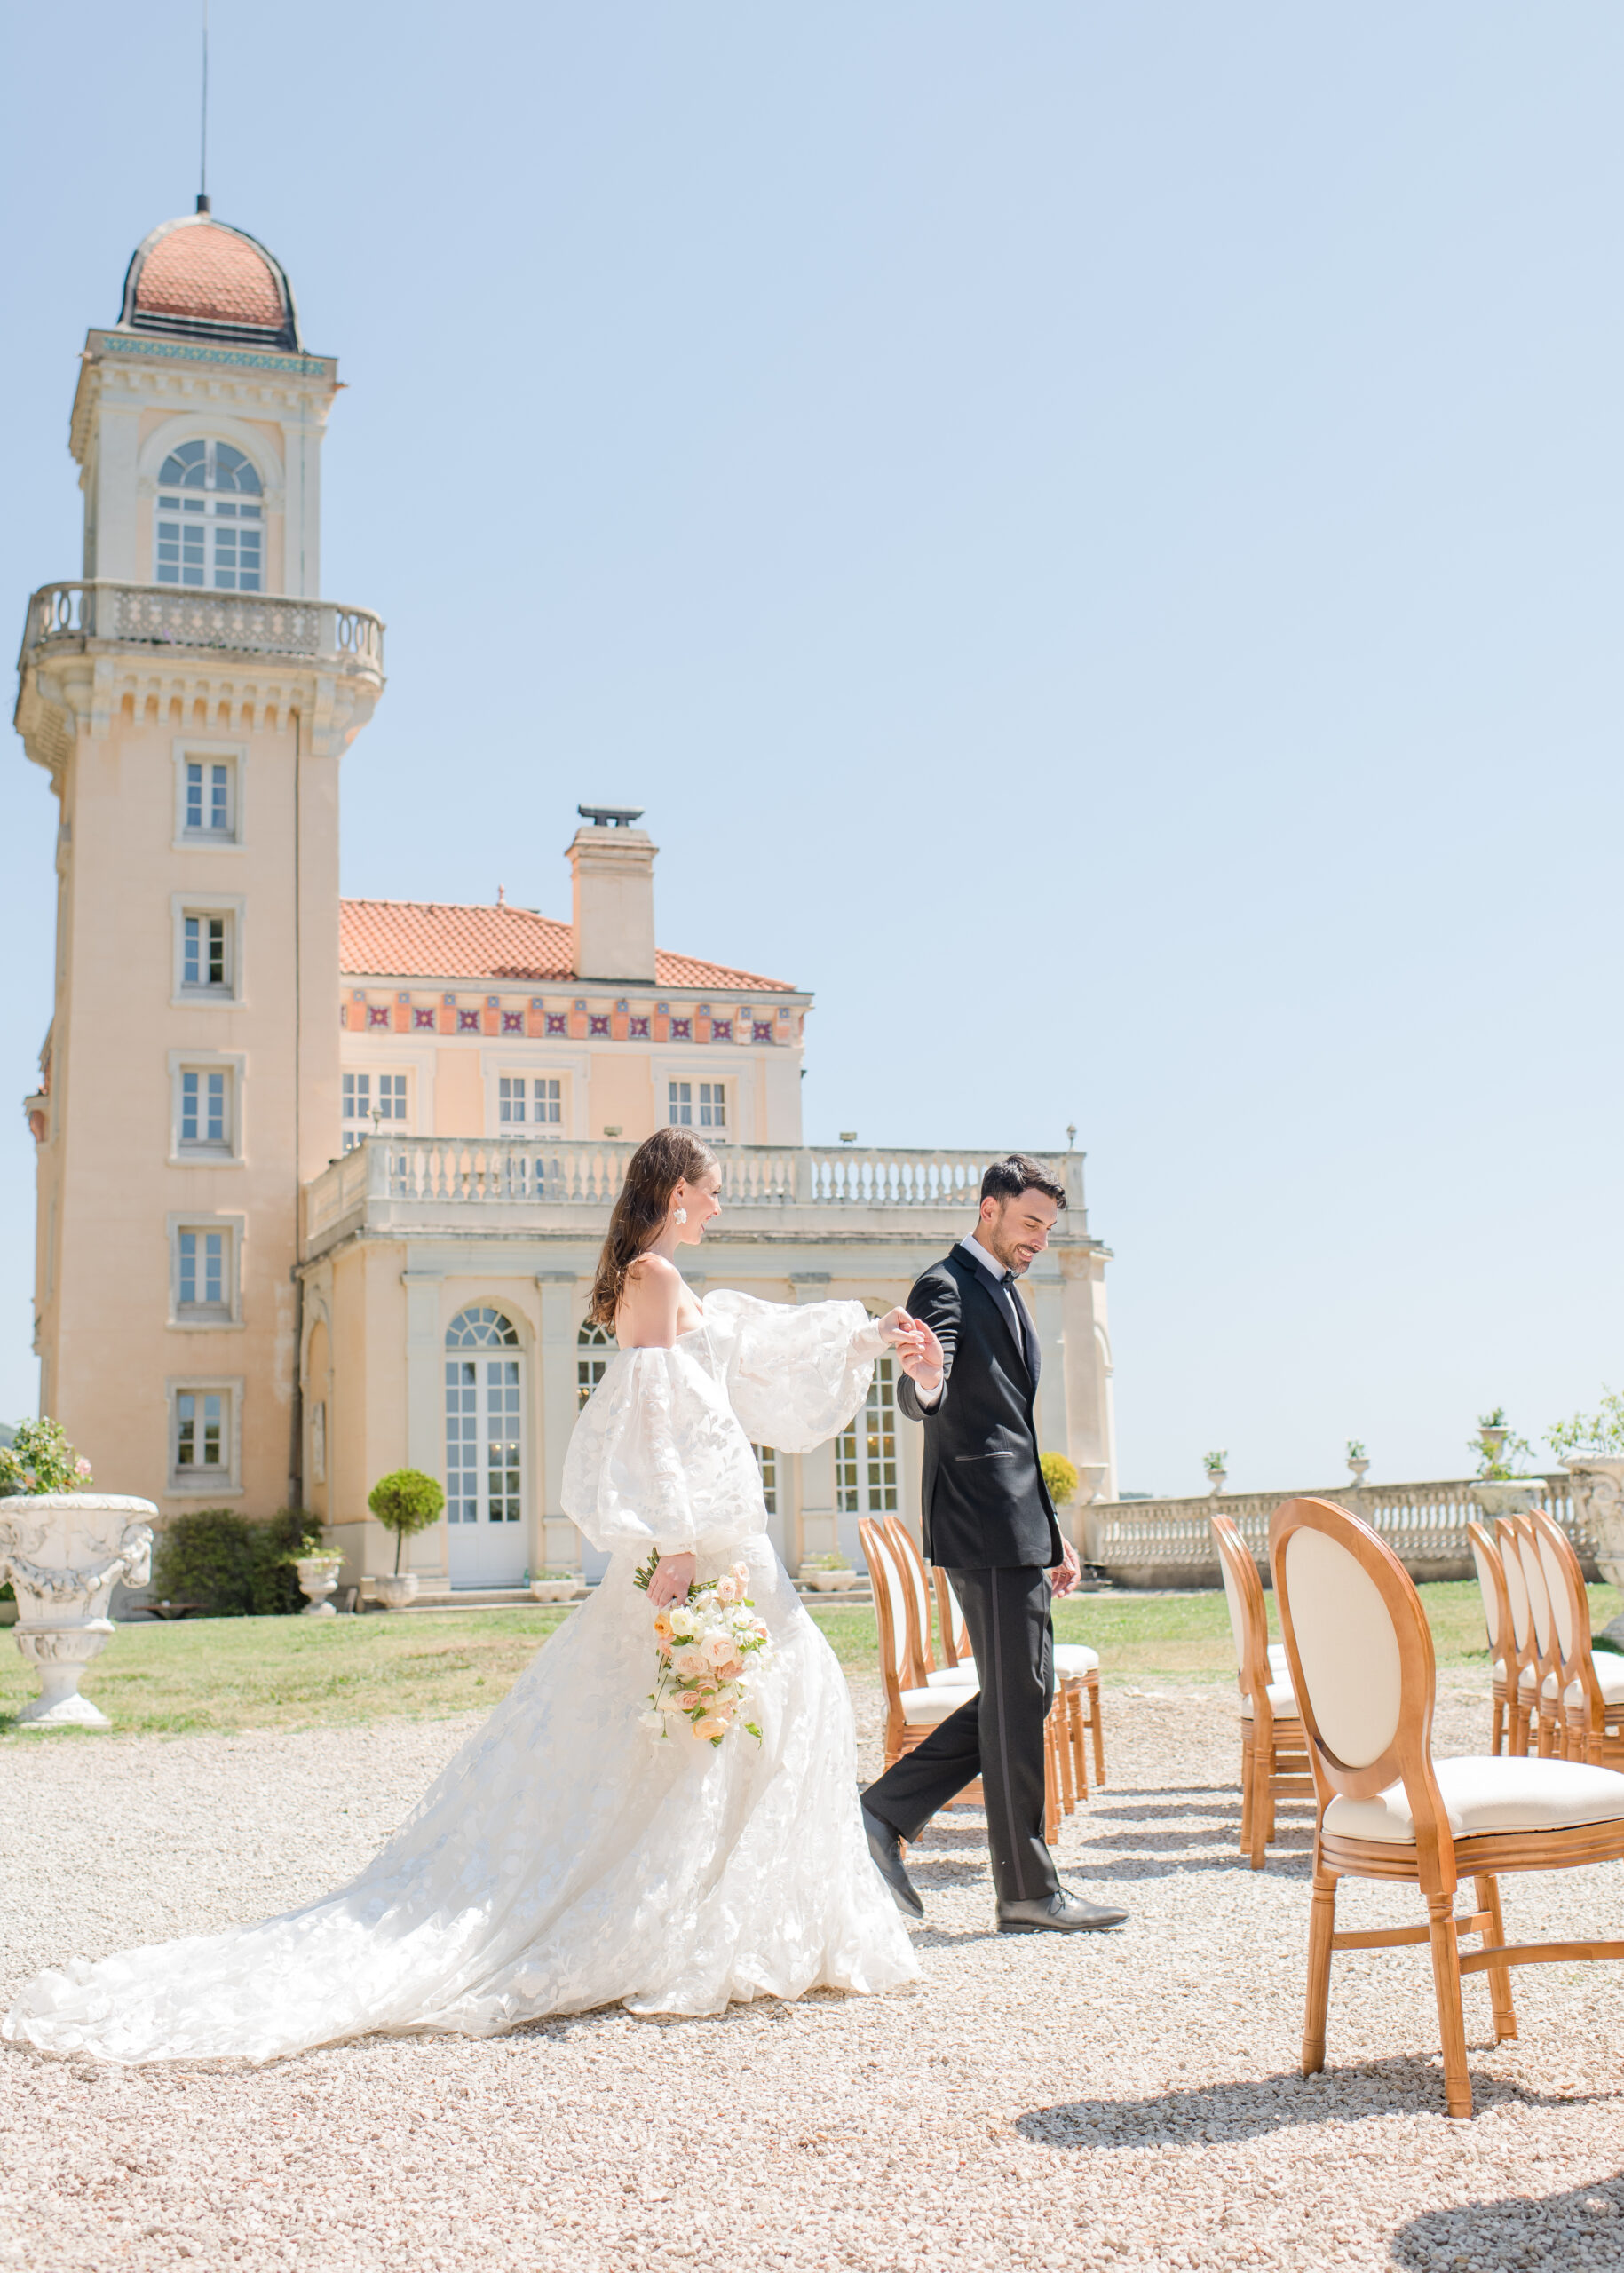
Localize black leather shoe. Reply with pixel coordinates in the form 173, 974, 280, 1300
996, 1889, 1128, 1933
861, 1805, 924, 1921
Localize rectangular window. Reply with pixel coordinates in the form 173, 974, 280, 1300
754, 1444, 777, 1518
501, 1075, 561, 1128
179, 1068, 228, 1148
182, 914, 229, 990
175, 1389, 227, 1471
342, 1071, 406, 1152
184, 760, 234, 839
699, 1081, 726, 1131
178, 1228, 226, 1311
669, 1081, 693, 1127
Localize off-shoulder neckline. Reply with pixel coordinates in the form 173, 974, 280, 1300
614, 1311, 709, 1355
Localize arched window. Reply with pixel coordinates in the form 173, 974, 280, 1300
444, 1306, 525, 1585
154, 439, 264, 592
835, 1317, 898, 1517
578, 1319, 615, 1409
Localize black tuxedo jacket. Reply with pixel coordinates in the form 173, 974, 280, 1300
896, 1246, 1063, 1571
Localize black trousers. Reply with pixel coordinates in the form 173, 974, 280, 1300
862, 1564, 1058, 1905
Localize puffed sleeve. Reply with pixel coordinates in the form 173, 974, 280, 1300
560, 1345, 767, 1557
701, 1290, 884, 1453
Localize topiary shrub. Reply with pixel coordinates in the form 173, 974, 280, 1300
368, 1469, 447, 1573
1040, 1453, 1080, 1508
149, 1508, 325, 1617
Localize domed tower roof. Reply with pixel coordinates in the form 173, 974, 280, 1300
118, 209, 301, 352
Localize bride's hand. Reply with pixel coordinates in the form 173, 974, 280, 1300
647, 1551, 698, 1610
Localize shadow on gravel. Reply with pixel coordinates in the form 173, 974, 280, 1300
1391, 2172, 1624, 2269
1018, 2062, 1619, 2148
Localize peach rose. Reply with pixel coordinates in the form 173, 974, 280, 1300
714, 1575, 739, 1605
694, 1714, 732, 1741
672, 1647, 709, 1680
701, 1633, 734, 1667
676, 1688, 709, 1710
717, 1656, 745, 1682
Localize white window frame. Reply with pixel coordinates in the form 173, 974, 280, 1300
168, 1050, 245, 1165
497, 1072, 565, 1129
341, 1067, 412, 1152
166, 1375, 244, 1495
171, 892, 247, 1006
153, 438, 266, 592
652, 1052, 749, 1144
479, 1049, 584, 1137
172, 741, 248, 851
167, 1213, 244, 1329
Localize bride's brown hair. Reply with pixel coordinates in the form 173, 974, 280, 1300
587, 1127, 719, 1327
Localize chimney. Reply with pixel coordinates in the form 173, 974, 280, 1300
568, 806, 657, 984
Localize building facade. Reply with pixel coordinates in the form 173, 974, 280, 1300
16, 209, 1117, 1594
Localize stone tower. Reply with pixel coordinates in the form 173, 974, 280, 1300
14, 205, 385, 1515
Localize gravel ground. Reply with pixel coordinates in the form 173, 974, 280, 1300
4, 1677, 1624, 2271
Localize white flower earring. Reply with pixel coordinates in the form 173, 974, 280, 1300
672, 1207, 688, 1225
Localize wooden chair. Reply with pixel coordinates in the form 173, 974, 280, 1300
1211, 1512, 1312, 1868
1466, 1522, 1516, 1756
1530, 1507, 1624, 1768
1509, 1515, 1565, 1759
1494, 1517, 1540, 1756
862, 1518, 1065, 1845
932, 1559, 1104, 1801
1271, 1493, 1624, 2119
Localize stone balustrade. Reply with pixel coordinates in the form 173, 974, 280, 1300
303, 1136, 1085, 1256
21, 580, 384, 672
1086, 1473, 1585, 1588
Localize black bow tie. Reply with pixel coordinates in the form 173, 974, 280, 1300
1000, 1270, 1018, 1290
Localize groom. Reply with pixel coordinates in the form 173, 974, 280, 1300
865, 1156, 1129, 1934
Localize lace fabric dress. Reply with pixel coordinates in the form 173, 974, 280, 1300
3, 1293, 919, 2065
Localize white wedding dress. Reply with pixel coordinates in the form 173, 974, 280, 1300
3, 1293, 918, 2065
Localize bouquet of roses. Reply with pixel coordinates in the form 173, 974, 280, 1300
634, 1550, 772, 1746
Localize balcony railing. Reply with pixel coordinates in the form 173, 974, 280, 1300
303, 1136, 1084, 1253
20, 582, 384, 674
1086, 1475, 1587, 1583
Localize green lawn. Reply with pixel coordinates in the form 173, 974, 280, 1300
3, 1580, 1615, 1739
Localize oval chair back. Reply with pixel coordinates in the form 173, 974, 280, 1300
1268, 1495, 1454, 1895
1510, 1514, 1562, 1748
859, 1517, 915, 1693
1212, 1511, 1270, 1707
1466, 1522, 1509, 1666
1499, 1520, 1533, 1659
882, 1516, 937, 1683
1533, 1507, 1596, 1745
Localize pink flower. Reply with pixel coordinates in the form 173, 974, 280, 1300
694, 1714, 732, 1741
714, 1575, 739, 1604
672, 1647, 709, 1680
701, 1633, 734, 1667
717, 1655, 745, 1682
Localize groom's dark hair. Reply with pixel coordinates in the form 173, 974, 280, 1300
981, 1154, 1066, 1209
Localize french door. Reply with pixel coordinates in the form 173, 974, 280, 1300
445, 1306, 527, 1587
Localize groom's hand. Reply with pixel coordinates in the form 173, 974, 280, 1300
886, 1311, 945, 1402
1050, 1539, 1081, 1599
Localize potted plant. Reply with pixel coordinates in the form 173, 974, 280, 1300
1345, 1439, 1370, 1487
528, 1567, 586, 1603
366, 1469, 446, 1610
1204, 1450, 1228, 1497
1548, 1392, 1624, 1596
293, 1544, 345, 1617
798, 1552, 860, 1593
0, 1418, 154, 1728
1469, 1407, 1544, 1521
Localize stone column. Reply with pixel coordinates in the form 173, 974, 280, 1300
400, 1264, 446, 1583
791, 1273, 838, 1568
535, 1271, 586, 1574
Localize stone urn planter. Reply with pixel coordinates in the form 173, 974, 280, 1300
294, 1554, 345, 1617
0, 1493, 154, 1729
1563, 1458, 1624, 1592
1471, 1479, 1547, 1523
798, 1565, 860, 1593
528, 1576, 584, 1603
1346, 1456, 1370, 1488
372, 1572, 420, 1612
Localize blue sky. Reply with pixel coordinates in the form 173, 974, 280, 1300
3, 3, 1621, 1493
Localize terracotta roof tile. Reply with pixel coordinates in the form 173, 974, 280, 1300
135, 223, 286, 329
339, 899, 794, 993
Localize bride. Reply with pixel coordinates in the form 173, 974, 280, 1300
4, 1129, 946, 2064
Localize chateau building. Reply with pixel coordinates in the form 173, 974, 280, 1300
16, 207, 1117, 1594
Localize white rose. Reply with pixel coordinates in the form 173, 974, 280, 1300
669, 1608, 697, 1639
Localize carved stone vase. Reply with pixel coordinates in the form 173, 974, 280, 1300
1563, 1459, 1624, 1592
1470, 1479, 1547, 1523
0, 1493, 155, 1729
294, 1555, 344, 1617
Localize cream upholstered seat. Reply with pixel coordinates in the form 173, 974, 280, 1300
897, 1683, 963, 1724
1271, 1493, 1624, 2119
927, 1640, 1097, 1686
1567, 1660, 1624, 1708
1324, 1755, 1624, 1843
1211, 1511, 1311, 1868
